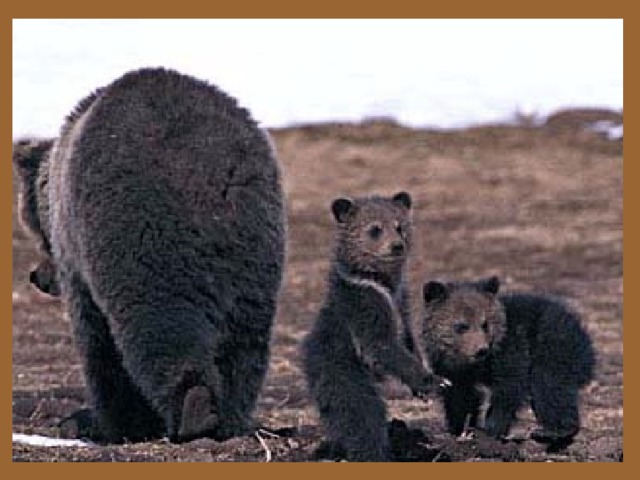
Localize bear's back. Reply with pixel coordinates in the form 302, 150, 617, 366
56, 67, 284, 241
49, 68, 286, 313
499, 293, 595, 387
66, 67, 280, 210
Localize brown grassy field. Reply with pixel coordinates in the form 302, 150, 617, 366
11, 108, 623, 462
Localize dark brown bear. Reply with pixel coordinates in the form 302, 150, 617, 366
13, 68, 286, 443
421, 276, 595, 451
303, 192, 448, 462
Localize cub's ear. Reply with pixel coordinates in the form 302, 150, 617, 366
29, 265, 61, 297
331, 197, 354, 224
392, 191, 412, 210
13, 138, 54, 177
423, 281, 449, 303
479, 276, 500, 295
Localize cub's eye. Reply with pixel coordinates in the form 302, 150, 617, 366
481, 321, 489, 333
395, 222, 404, 236
453, 322, 470, 334
368, 225, 383, 240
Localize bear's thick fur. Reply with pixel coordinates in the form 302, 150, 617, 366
303, 192, 446, 461
13, 67, 287, 443
421, 277, 595, 450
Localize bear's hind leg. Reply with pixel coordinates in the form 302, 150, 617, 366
209, 296, 277, 440
113, 303, 222, 443
63, 274, 165, 443
313, 364, 390, 461
530, 372, 580, 451
213, 336, 270, 440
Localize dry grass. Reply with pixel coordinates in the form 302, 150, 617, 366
12, 108, 622, 461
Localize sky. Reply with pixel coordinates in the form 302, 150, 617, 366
12, 19, 623, 138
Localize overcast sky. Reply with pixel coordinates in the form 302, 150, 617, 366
12, 19, 623, 137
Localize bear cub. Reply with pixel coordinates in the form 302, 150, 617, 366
303, 192, 449, 462
420, 276, 595, 451
13, 138, 61, 297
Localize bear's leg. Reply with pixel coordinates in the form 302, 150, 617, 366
62, 274, 165, 443
209, 296, 276, 440
443, 384, 482, 436
530, 372, 580, 450
113, 303, 222, 443
484, 346, 530, 439
313, 364, 390, 461
483, 382, 527, 439
213, 335, 270, 440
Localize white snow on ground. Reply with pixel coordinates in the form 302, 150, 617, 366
587, 120, 624, 140
12, 433, 93, 448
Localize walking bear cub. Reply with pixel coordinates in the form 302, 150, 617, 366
13, 68, 286, 443
303, 192, 449, 462
420, 276, 595, 451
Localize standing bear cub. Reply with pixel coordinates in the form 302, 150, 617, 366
420, 277, 595, 451
13, 68, 286, 443
303, 192, 448, 462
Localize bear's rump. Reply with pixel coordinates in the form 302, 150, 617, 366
50, 70, 285, 329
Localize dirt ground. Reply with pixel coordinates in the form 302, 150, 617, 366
11, 108, 623, 462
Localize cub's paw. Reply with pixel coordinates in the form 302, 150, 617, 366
530, 427, 577, 453
439, 376, 453, 389
412, 374, 452, 400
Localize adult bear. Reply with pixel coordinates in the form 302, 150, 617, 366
13, 67, 287, 443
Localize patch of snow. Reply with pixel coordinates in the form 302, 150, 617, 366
587, 120, 623, 140
12, 433, 93, 448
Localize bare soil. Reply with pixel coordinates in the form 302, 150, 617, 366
11, 108, 623, 462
